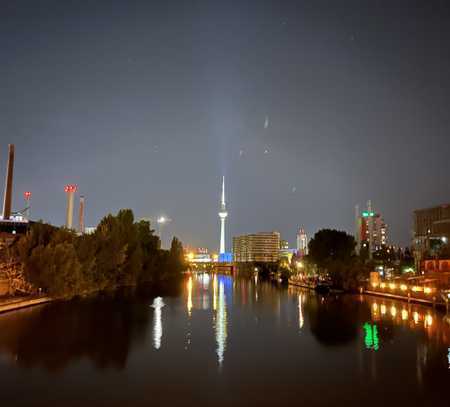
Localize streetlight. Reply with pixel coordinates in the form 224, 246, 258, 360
157, 216, 171, 248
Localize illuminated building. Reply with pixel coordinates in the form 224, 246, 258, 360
296, 228, 308, 256
233, 232, 280, 262
218, 176, 228, 254
413, 204, 450, 271
279, 240, 295, 264
185, 247, 213, 263
356, 201, 388, 253
84, 227, 96, 234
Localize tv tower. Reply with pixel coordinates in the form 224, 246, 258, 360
218, 176, 228, 254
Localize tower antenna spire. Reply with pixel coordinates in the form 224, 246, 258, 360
221, 176, 226, 208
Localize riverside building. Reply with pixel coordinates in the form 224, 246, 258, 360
233, 232, 280, 263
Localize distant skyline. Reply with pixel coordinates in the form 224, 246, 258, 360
1, 0, 449, 249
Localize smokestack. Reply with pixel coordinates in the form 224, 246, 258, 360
2, 144, 15, 220
64, 184, 77, 229
24, 191, 32, 221
79, 195, 85, 234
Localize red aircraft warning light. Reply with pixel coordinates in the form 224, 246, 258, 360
24, 191, 32, 199
64, 184, 78, 193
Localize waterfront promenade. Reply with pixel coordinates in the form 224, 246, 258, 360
0, 295, 52, 314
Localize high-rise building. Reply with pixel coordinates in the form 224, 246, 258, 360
413, 204, 450, 270
233, 232, 280, 263
296, 228, 308, 256
218, 176, 228, 254
356, 202, 388, 253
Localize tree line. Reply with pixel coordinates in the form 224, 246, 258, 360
8, 209, 185, 298
297, 229, 414, 290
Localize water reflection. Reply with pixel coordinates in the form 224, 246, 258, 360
0, 274, 448, 406
215, 280, 228, 365
187, 276, 193, 316
151, 297, 164, 350
213, 274, 218, 311
367, 296, 448, 342
303, 293, 362, 346
0, 292, 151, 372
298, 293, 304, 330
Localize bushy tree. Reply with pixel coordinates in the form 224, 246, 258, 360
308, 229, 359, 289
9, 209, 185, 298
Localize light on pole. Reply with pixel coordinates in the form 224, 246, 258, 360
157, 216, 171, 248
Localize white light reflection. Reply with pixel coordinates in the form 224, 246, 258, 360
215, 281, 228, 366
213, 274, 218, 311
298, 293, 304, 329
202, 273, 210, 289
151, 297, 165, 350
187, 276, 193, 316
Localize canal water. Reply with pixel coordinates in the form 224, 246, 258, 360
0, 273, 448, 406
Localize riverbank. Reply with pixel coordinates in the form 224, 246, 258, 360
0, 295, 53, 314
364, 289, 448, 310
289, 279, 449, 311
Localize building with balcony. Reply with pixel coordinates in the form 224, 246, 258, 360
233, 232, 280, 263
413, 204, 450, 271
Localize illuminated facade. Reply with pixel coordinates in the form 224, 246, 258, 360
233, 232, 281, 262
296, 228, 308, 256
356, 209, 388, 252
413, 204, 450, 270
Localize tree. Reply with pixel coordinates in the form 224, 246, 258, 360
8, 210, 185, 298
308, 229, 358, 289
308, 229, 356, 269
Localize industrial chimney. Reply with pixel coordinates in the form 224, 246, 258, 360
24, 191, 32, 221
79, 195, 85, 234
2, 144, 15, 221
64, 184, 77, 229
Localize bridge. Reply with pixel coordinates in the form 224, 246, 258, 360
187, 261, 235, 274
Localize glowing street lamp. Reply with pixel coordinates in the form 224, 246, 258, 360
157, 215, 171, 248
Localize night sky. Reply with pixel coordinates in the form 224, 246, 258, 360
1, 0, 449, 249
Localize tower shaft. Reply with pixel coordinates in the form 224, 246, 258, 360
218, 176, 228, 255
220, 218, 226, 254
